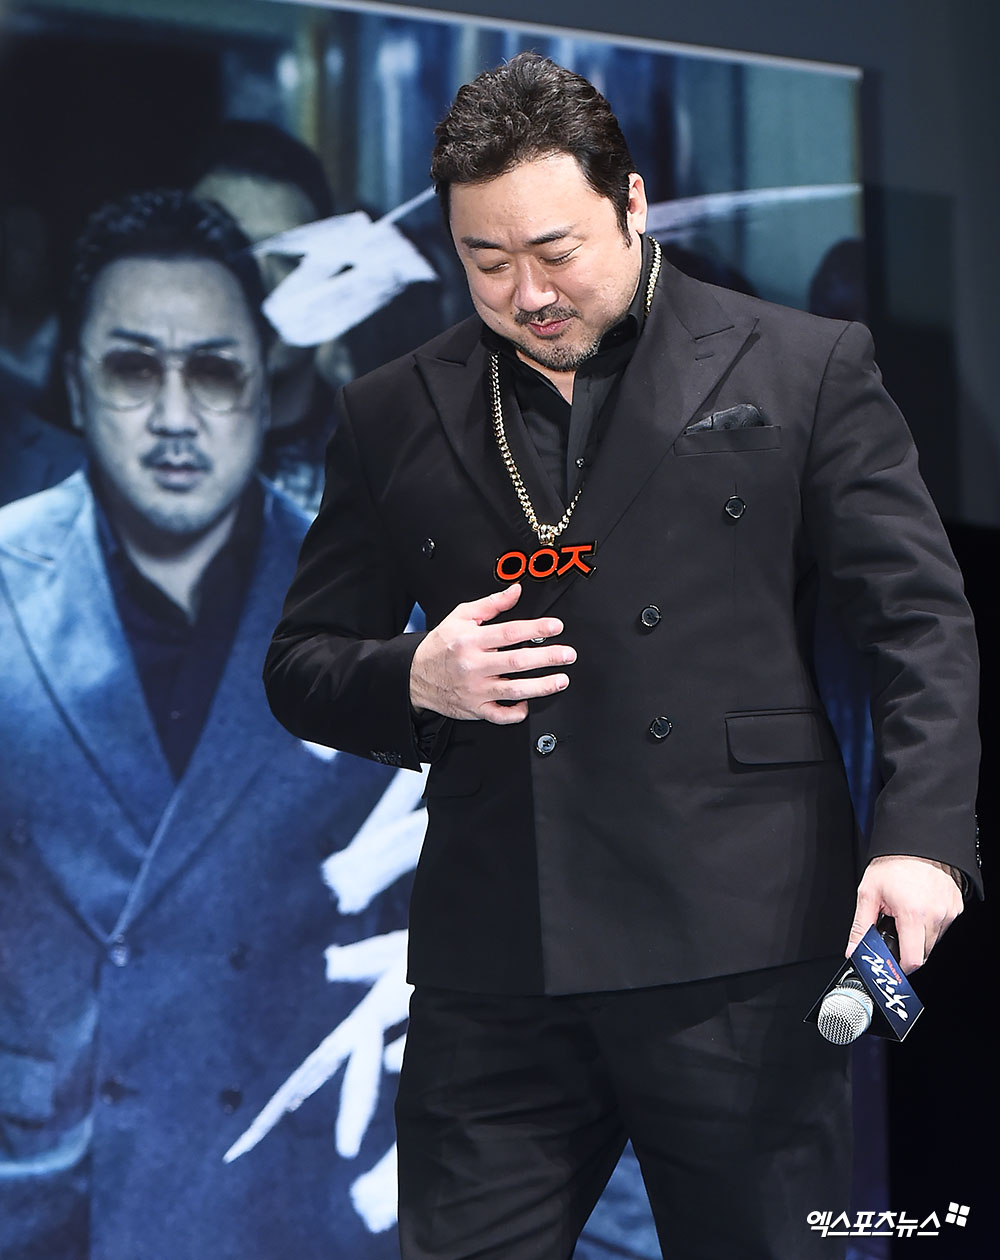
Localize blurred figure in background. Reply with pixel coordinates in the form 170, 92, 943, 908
192, 119, 444, 513
0, 198, 83, 505
809, 237, 867, 324
191, 120, 352, 512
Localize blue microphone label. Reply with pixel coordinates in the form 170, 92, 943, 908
850, 925, 924, 1041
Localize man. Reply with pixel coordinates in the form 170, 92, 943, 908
0, 190, 406, 1259
1, 199, 83, 506
0, 368, 82, 506
265, 55, 980, 1259
190, 119, 442, 515
190, 120, 350, 512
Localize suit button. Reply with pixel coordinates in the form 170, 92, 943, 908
421, 538, 436, 557
108, 937, 130, 967
640, 605, 661, 629
649, 716, 673, 741
219, 1087, 243, 1114
724, 496, 746, 519
535, 733, 558, 755
100, 1077, 131, 1105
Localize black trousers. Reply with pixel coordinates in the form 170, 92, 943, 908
396, 958, 851, 1260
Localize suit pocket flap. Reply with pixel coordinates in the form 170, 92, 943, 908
674, 425, 781, 455
726, 709, 839, 765
0, 1047, 56, 1123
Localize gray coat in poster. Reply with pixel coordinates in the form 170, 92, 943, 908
0, 472, 406, 1259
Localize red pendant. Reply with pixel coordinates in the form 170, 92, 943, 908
494, 541, 597, 582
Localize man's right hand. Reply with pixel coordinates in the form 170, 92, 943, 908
409, 583, 576, 724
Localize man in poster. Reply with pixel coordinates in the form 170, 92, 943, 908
265, 55, 980, 1259
0, 190, 405, 1259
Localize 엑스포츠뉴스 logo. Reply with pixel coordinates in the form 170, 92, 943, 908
807, 1203, 971, 1239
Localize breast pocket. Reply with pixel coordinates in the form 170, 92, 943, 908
674, 425, 782, 456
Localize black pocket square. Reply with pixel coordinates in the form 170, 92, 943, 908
684, 403, 765, 433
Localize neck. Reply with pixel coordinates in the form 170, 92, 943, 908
116, 508, 239, 620
516, 351, 576, 403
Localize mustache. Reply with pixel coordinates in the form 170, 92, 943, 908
140, 439, 213, 473
514, 304, 578, 326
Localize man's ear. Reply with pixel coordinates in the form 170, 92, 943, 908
65, 354, 85, 432
626, 173, 648, 238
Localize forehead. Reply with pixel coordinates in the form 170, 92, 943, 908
80, 256, 259, 350
449, 152, 610, 245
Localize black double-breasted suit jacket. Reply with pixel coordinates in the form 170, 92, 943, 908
266, 257, 980, 997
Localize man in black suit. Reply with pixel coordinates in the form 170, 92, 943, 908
265, 54, 980, 1259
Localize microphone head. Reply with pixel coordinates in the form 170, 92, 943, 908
817, 982, 875, 1045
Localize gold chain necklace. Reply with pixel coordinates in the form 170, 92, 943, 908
489, 236, 661, 547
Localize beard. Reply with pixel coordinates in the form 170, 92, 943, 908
510, 302, 621, 373
513, 330, 604, 373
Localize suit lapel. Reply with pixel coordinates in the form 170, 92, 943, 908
519, 262, 759, 618
0, 476, 177, 941
0, 474, 175, 842
0, 480, 312, 940
415, 326, 538, 550
408, 266, 758, 621
116, 489, 302, 930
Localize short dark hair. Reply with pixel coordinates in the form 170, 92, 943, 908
430, 52, 637, 239
189, 120, 335, 220
64, 188, 270, 354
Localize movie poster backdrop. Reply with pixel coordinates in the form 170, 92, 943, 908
0, 2, 871, 1257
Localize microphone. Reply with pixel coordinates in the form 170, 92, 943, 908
817, 964, 875, 1045
808, 918, 921, 1044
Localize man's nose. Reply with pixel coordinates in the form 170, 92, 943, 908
513, 259, 558, 313
148, 362, 198, 434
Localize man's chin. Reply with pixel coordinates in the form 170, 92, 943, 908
514, 334, 600, 375
130, 495, 232, 544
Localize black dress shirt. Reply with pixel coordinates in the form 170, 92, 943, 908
483, 233, 655, 506
413, 237, 656, 755
93, 475, 263, 781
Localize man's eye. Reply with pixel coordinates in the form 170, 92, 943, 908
104, 349, 160, 384
544, 252, 574, 265
188, 352, 244, 389
479, 261, 508, 274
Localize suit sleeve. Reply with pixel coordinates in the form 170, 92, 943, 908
264, 387, 427, 770
801, 320, 981, 894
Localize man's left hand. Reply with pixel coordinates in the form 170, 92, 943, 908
846, 854, 964, 973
